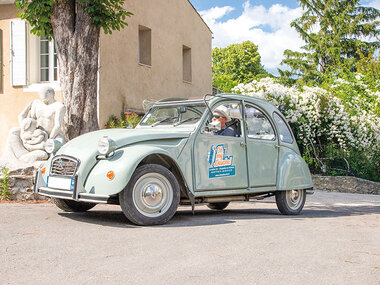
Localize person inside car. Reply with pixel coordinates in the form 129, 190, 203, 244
211, 107, 237, 137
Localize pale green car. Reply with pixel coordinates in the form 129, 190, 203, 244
34, 94, 313, 225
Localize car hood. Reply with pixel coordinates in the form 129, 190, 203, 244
56, 128, 191, 159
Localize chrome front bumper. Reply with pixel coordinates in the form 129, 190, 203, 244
34, 171, 119, 204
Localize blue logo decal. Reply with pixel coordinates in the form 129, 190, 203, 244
208, 144, 236, 178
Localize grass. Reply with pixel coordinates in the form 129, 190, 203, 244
0, 168, 12, 200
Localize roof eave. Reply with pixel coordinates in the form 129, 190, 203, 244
186, 0, 213, 34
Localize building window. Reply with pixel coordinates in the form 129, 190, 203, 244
183, 45, 192, 82
40, 36, 58, 82
138, 25, 151, 66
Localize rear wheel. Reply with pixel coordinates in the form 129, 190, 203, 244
207, 202, 230, 210
119, 164, 180, 226
52, 198, 96, 212
275, 189, 306, 215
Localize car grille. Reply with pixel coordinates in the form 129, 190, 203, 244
50, 156, 79, 176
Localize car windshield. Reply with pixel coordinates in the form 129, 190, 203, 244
139, 103, 206, 127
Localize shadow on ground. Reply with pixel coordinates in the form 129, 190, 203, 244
58, 202, 380, 228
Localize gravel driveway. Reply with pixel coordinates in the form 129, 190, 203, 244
0, 191, 379, 285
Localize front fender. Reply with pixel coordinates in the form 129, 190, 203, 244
84, 145, 181, 196
277, 147, 313, 190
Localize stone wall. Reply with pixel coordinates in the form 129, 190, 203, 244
312, 175, 380, 195
2, 174, 379, 201
1, 168, 48, 201
8, 174, 48, 201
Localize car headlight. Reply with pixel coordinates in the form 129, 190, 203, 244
45, 139, 62, 154
98, 136, 116, 155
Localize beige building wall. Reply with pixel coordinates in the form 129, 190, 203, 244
98, 0, 212, 127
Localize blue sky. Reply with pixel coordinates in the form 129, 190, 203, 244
189, 0, 380, 74
190, 0, 300, 14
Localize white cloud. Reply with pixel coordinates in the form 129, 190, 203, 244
200, 1, 305, 71
200, 6, 235, 22
366, 0, 380, 9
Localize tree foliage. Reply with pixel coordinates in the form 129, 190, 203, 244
212, 41, 267, 92
356, 50, 380, 79
15, 0, 132, 38
280, 0, 380, 85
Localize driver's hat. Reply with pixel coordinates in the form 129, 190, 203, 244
213, 106, 230, 120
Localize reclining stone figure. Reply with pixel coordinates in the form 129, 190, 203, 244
0, 86, 66, 170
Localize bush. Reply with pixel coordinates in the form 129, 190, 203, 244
304, 144, 380, 182
0, 168, 12, 200
347, 146, 380, 182
233, 76, 380, 182
105, 112, 142, 129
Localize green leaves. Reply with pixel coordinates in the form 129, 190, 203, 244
281, 0, 380, 85
0, 168, 11, 200
80, 0, 132, 34
15, 0, 54, 39
105, 112, 142, 129
212, 41, 267, 92
14, 0, 132, 37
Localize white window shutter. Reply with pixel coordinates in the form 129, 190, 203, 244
10, 20, 27, 86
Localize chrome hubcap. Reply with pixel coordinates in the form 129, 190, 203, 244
285, 190, 304, 210
142, 184, 163, 207
133, 173, 173, 217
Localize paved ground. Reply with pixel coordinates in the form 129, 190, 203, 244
0, 191, 379, 285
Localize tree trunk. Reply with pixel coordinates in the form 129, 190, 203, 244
320, 56, 327, 73
51, 0, 100, 141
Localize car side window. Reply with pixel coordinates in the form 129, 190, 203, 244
245, 105, 275, 140
202, 102, 243, 137
273, 112, 293, 144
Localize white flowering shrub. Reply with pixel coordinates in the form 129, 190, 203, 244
326, 73, 380, 151
232, 77, 380, 155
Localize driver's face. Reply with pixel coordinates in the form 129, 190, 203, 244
212, 113, 227, 128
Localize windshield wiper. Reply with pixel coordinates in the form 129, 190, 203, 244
151, 116, 177, 127
173, 117, 199, 127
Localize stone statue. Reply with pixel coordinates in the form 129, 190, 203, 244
20, 118, 49, 151
18, 86, 66, 143
0, 87, 66, 170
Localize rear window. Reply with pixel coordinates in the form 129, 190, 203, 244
273, 113, 293, 144
245, 105, 275, 140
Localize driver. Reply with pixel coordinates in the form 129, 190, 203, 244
212, 107, 236, 137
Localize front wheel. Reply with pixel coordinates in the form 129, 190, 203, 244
52, 198, 96, 212
275, 189, 306, 215
119, 164, 180, 226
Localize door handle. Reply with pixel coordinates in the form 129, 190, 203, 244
240, 142, 246, 147
275, 145, 280, 149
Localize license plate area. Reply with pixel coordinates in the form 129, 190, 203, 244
47, 176, 75, 191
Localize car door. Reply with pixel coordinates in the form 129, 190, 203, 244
244, 104, 278, 187
192, 101, 248, 192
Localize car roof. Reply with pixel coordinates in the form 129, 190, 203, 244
210, 94, 276, 109
153, 94, 281, 115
